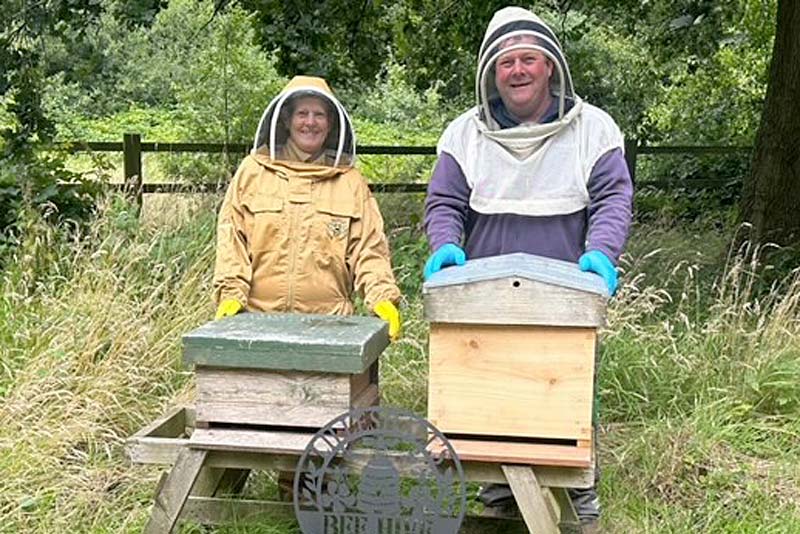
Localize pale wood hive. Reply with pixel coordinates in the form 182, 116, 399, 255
183, 313, 388, 428
423, 253, 608, 466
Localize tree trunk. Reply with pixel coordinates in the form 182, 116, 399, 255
740, 0, 800, 245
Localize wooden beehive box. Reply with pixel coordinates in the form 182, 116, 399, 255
183, 312, 389, 429
423, 253, 608, 467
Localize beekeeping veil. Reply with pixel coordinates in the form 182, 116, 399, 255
252, 76, 356, 168
476, 6, 580, 151
437, 7, 623, 217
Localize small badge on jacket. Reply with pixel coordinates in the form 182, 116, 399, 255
327, 219, 348, 239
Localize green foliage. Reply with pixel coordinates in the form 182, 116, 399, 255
645, 43, 770, 145
166, 2, 286, 143
242, 0, 392, 90
42, 0, 288, 184
31, 0, 781, 196
566, 21, 661, 138
0, 147, 105, 263
0, 0, 105, 257
630, 1, 775, 186
45, 0, 285, 135
384, 0, 509, 98
346, 61, 451, 185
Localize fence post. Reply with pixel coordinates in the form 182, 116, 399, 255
123, 133, 143, 213
624, 138, 638, 187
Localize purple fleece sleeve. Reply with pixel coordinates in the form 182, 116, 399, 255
585, 148, 633, 264
424, 152, 470, 252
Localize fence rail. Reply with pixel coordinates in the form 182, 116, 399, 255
63, 133, 753, 211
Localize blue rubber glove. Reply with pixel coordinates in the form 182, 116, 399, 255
423, 243, 467, 280
578, 250, 618, 296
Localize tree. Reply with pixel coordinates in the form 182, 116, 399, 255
741, 0, 800, 245
241, 0, 392, 89
0, 1, 103, 254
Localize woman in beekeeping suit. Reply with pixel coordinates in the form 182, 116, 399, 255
213, 75, 401, 340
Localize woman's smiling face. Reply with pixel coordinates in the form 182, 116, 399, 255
288, 96, 331, 154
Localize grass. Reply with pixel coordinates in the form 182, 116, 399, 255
1, 193, 799, 533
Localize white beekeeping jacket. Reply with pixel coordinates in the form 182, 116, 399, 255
438, 7, 624, 217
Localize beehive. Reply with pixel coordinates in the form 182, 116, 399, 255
183, 312, 388, 428
423, 253, 608, 467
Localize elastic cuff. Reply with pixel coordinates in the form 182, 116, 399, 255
584, 246, 618, 266
366, 288, 401, 311
216, 289, 248, 308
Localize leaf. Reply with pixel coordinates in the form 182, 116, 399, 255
20, 497, 37, 512
669, 15, 694, 31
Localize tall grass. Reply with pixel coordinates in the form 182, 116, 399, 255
600, 220, 800, 532
0, 197, 798, 532
0, 195, 217, 532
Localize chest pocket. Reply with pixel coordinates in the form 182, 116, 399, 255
312, 197, 360, 270
244, 196, 284, 253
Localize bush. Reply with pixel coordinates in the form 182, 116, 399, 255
0, 147, 104, 264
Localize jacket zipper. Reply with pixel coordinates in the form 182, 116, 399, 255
286, 203, 299, 312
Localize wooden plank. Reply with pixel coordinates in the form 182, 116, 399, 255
432, 438, 592, 468
190, 466, 227, 498
190, 466, 250, 499
183, 313, 389, 374
351, 383, 379, 409
118, 182, 430, 195
424, 277, 606, 327
140, 141, 249, 153
184, 406, 196, 428
206, 451, 300, 472
131, 439, 591, 489
638, 144, 751, 155
201, 448, 592, 490
552, 487, 582, 532
126, 407, 194, 465
625, 137, 638, 185
136, 142, 435, 156
195, 403, 347, 428
64, 140, 753, 157
460, 462, 593, 488
428, 324, 595, 441
367, 183, 427, 193
349, 366, 372, 402
502, 465, 559, 534
122, 133, 143, 212
191, 426, 593, 477
195, 368, 351, 426
144, 448, 208, 534
189, 428, 316, 455
127, 436, 189, 465
130, 405, 188, 439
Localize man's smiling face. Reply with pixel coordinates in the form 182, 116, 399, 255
494, 44, 553, 123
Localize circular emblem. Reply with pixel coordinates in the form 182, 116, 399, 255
293, 406, 467, 534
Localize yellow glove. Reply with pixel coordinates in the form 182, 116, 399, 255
373, 300, 401, 342
215, 299, 243, 320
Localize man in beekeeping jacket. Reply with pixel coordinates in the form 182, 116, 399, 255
423, 7, 634, 533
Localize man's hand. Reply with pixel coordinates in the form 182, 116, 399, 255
215, 299, 243, 320
423, 243, 467, 280
578, 250, 618, 296
373, 300, 401, 341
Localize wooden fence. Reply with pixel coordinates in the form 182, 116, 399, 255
63, 133, 753, 211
